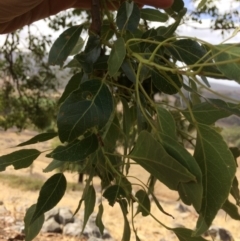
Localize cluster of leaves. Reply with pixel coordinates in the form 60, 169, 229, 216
1, 0, 240, 240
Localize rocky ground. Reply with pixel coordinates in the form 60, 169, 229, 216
0, 129, 239, 241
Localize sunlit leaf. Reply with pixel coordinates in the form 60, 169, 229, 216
48, 25, 83, 66
141, 8, 168, 22
194, 124, 236, 236
135, 190, 151, 216
156, 107, 203, 211
31, 173, 66, 223
212, 44, 240, 82
108, 37, 126, 76
24, 204, 45, 241
47, 134, 99, 162
70, 37, 84, 55
129, 131, 196, 191
182, 99, 240, 125
0, 149, 41, 171
43, 159, 64, 173
57, 80, 113, 143
82, 185, 96, 232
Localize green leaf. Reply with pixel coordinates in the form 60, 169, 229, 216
48, 25, 83, 66
222, 199, 240, 220
43, 159, 64, 173
129, 131, 196, 191
108, 37, 126, 77
119, 199, 131, 241
135, 190, 151, 217
194, 124, 236, 236
173, 228, 208, 241
58, 73, 82, 105
47, 134, 99, 162
70, 37, 84, 55
171, 0, 184, 12
140, 8, 168, 22
0, 149, 41, 171
93, 55, 109, 70
57, 80, 113, 143
156, 107, 203, 211
16, 133, 57, 147
182, 99, 240, 125
103, 185, 127, 206
151, 69, 182, 95
82, 185, 96, 232
116, 2, 140, 32
230, 177, 240, 205
167, 39, 219, 74
121, 98, 132, 138
24, 204, 45, 241
121, 59, 136, 83
212, 44, 240, 82
96, 203, 104, 235
197, 0, 208, 9
31, 173, 66, 223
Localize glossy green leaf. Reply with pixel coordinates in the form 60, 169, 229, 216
173, 228, 208, 241
119, 199, 131, 241
151, 69, 182, 95
103, 185, 127, 206
82, 185, 96, 232
212, 44, 240, 82
108, 37, 126, 76
93, 55, 109, 70
222, 199, 240, 220
58, 73, 82, 105
182, 99, 240, 125
156, 107, 203, 211
116, 2, 140, 32
194, 124, 236, 236
16, 133, 57, 147
129, 131, 196, 190
24, 204, 45, 241
0, 149, 41, 171
96, 203, 104, 235
31, 173, 66, 223
135, 190, 151, 217
140, 8, 168, 22
47, 134, 99, 162
43, 159, 64, 173
57, 80, 113, 143
48, 25, 83, 66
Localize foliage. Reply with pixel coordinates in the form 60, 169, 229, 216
1, 0, 240, 240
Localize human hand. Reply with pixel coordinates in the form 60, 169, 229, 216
0, 0, 173, 34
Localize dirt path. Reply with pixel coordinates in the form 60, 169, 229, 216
0, 129, 239, 241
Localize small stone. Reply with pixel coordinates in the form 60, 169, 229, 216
44, 207, 60, 223
41, 217, 62, 233
63, 222, 82, 237
175, 203, 189, 213
58, 207, 74, 225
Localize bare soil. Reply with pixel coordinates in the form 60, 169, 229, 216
0, 129, 239, 241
